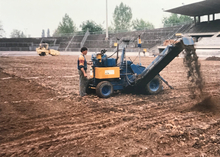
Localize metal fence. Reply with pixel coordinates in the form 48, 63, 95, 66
51, 22, 193, 38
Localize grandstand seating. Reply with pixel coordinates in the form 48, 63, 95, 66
188, 19, 220, 33
58, 35, 84, 51
1, 21, 219, 52
0, 38, 41, 51
81, 26, 184, 51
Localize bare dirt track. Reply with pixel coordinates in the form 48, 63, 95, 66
0, 55, 220, 157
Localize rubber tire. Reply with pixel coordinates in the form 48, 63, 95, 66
145, 75, 162, 95
40, 52, 46, 56
96, 81, 113, 98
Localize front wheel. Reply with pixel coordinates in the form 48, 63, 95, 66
96, 81, 113, 98
145, 75, 163, 94
40, 52, 46, 56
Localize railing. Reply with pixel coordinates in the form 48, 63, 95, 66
80, 29, 90, 48
163, 21, 193, 28
82, 39, 164, 49
52, 31, 85, 37
52, 23, 192, 37
0, 42, 33, 47
40, 38, 57, 45
65, 35, 75, 51
163, 24, 185, 41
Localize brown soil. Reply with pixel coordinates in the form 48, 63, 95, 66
0, 55, 220, 157
190, 96, 220, 114
206, 56, 220, 61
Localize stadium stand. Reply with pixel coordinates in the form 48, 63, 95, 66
58, 35, 84, 51
158, 0, 220, 57
0, 38, 41, 51
0, 24, 194, 52
187, 19, 220, 33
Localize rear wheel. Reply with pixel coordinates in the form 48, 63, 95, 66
96, 81, 113, 98
146, 75, 162, 94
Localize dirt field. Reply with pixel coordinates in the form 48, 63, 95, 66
0, 54, 220, 157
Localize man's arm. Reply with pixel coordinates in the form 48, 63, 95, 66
79, 55, 87, 77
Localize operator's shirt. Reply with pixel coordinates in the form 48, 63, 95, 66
138, 38, 141, 44
77, 54, 87, 71
138, 38, 142, 48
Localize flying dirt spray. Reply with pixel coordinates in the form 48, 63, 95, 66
183, 44, 220, 114
183, 45, 204, 99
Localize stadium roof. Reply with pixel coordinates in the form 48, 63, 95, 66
165, 0, 220, 17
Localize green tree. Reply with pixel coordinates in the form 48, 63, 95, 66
80, 20, 103, 34
162, 14, 193, 27
113, 2, 132, 31
10, 29, 26, 38
107, 25, 115, 33
53, 13, 77, 37
132, 19, 154, 30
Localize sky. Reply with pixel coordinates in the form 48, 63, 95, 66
0, 0, 203, 38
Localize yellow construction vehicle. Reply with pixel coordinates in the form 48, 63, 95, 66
36, 43, 60, 56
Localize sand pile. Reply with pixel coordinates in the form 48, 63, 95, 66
205, 56, 220, 61
190, 96, 220, 115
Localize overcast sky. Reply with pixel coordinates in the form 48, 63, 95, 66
0, 0, 203, 38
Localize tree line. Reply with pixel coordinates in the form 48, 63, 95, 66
1, 2, 193, 38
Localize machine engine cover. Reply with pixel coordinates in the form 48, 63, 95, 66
94, 67, 120, 79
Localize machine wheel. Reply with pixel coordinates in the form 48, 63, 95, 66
96, 81, 113, 98
145, 75, 162, 95
40, 52, 46, 56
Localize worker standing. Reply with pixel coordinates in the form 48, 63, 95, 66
137, 35, 142, 65
77, 47, 90, 97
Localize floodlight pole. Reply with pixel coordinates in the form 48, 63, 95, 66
105, 0, 109, 40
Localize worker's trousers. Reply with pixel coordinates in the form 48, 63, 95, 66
78, 70, 88, 97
